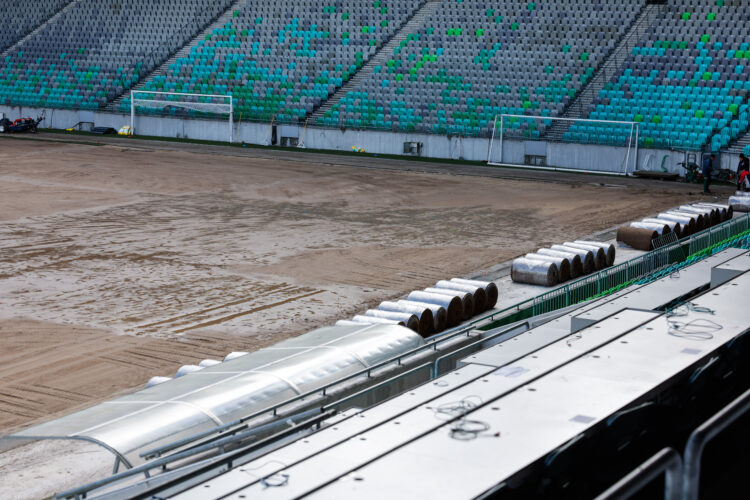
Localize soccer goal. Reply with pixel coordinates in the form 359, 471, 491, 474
487, 114, 640, 175
130, 90, 234, 142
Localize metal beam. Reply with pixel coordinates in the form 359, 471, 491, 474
595, 447, 682, 500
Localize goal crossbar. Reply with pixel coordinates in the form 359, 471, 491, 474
487, 114, 640, 176
130, 90, 234, 142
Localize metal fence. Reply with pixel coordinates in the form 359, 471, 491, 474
479, 212, 750, 331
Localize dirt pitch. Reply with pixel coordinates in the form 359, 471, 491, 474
0, 135, 720, 434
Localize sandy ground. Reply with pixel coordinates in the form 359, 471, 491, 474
0, 136, 712, 436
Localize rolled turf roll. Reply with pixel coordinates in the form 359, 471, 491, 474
693, 202, 731, 222
563, 242, 607, 270
399, 299, 448, 333
407, 291, 463, 328
616, 226, 658, 251
679, 205, 719, 226
424, 287, 474, 321
574, 240, 616, 267
630, 221, 671, 236
691, 204, 722, 223
668, 209, 706, 230
449, 278, 499, 310
536, 248, 583, 279
379, 301, 435, 336
642, 218, 682, 239
657, 212, 696, 235
433, 280, 487, 314
550, 244, 596, 275
511, 258, 559, 286
525, 253, 571, 282
729, 193, 750, 213
364, 310, 420, 334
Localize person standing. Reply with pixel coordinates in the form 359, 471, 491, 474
740, 169, 750, 192
703, 154, 715, 194
738, 153, 749, 189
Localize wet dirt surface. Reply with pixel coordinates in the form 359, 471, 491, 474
0, 136, 714, 433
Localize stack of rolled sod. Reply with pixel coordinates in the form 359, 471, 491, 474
511, 257, 560, 286
616, 225, 660, 251
657, 212, 697, 236
377, 301, 438, 337
550, 244, 596, 274
729, 192, 750, 213
424, 287, 474, 320
678, 205, 717, 227
402, 278, 499, 330
407, 290, 464, 328
692, 202, 731, 221
512, 241, 616, 286
681, 204, 720, 226
619, 202, 733, 251
566, 241, 615, 268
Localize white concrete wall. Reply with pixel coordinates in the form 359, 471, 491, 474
0, 105, 714, 176
304, 127, 490, 161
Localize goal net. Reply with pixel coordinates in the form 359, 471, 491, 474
487, 114, 640, 175
130, 91, 234, 142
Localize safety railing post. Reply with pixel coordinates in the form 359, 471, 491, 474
682, 387, 750, 500
595, 448, 682, 500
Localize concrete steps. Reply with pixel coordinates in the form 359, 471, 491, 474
545, 3, 665, 141
310, 0, 443, 123
106, 0, 240, 113
725, 129, 750, 154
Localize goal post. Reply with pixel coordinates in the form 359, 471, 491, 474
487, 114, 640, 175
130, 91, 234, 143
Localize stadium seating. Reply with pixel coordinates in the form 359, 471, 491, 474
315, 0, 644, 136
567, 0, 750, 151
4, 0, 750, 153
123, 0, 424, 122
0, 0, 234, 110
0, 0, 70, 53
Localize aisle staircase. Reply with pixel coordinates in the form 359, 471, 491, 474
107, 0, 240, 113
545, 3, 664, 141
310, 0, 443, 124
726, 128, 750, 155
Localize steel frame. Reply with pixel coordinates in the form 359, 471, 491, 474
130, 90, 233, 142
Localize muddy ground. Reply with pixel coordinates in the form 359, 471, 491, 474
0, 135, 716, 433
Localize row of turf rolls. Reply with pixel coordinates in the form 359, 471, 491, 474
336, 278, 499, 337
618, 203, 732, 250
511, 240, 616, 287
729, 192, 750, 213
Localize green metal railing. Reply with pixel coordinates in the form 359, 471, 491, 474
479, 212, 750, 331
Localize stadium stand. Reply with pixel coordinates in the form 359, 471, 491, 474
4, 0, 750, 156
0, 0, 71, 53
314, 0, 645, 136
0, 0, 235, 110
567, 0, 750, 152
122, 0, 424, 122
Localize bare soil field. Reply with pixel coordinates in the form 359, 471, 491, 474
0, 136, 714, 433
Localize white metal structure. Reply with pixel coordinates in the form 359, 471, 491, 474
487, 114, 640, 175
163, 269, 750, 500
5, 324, 423, 468
130, 90, 234, 142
